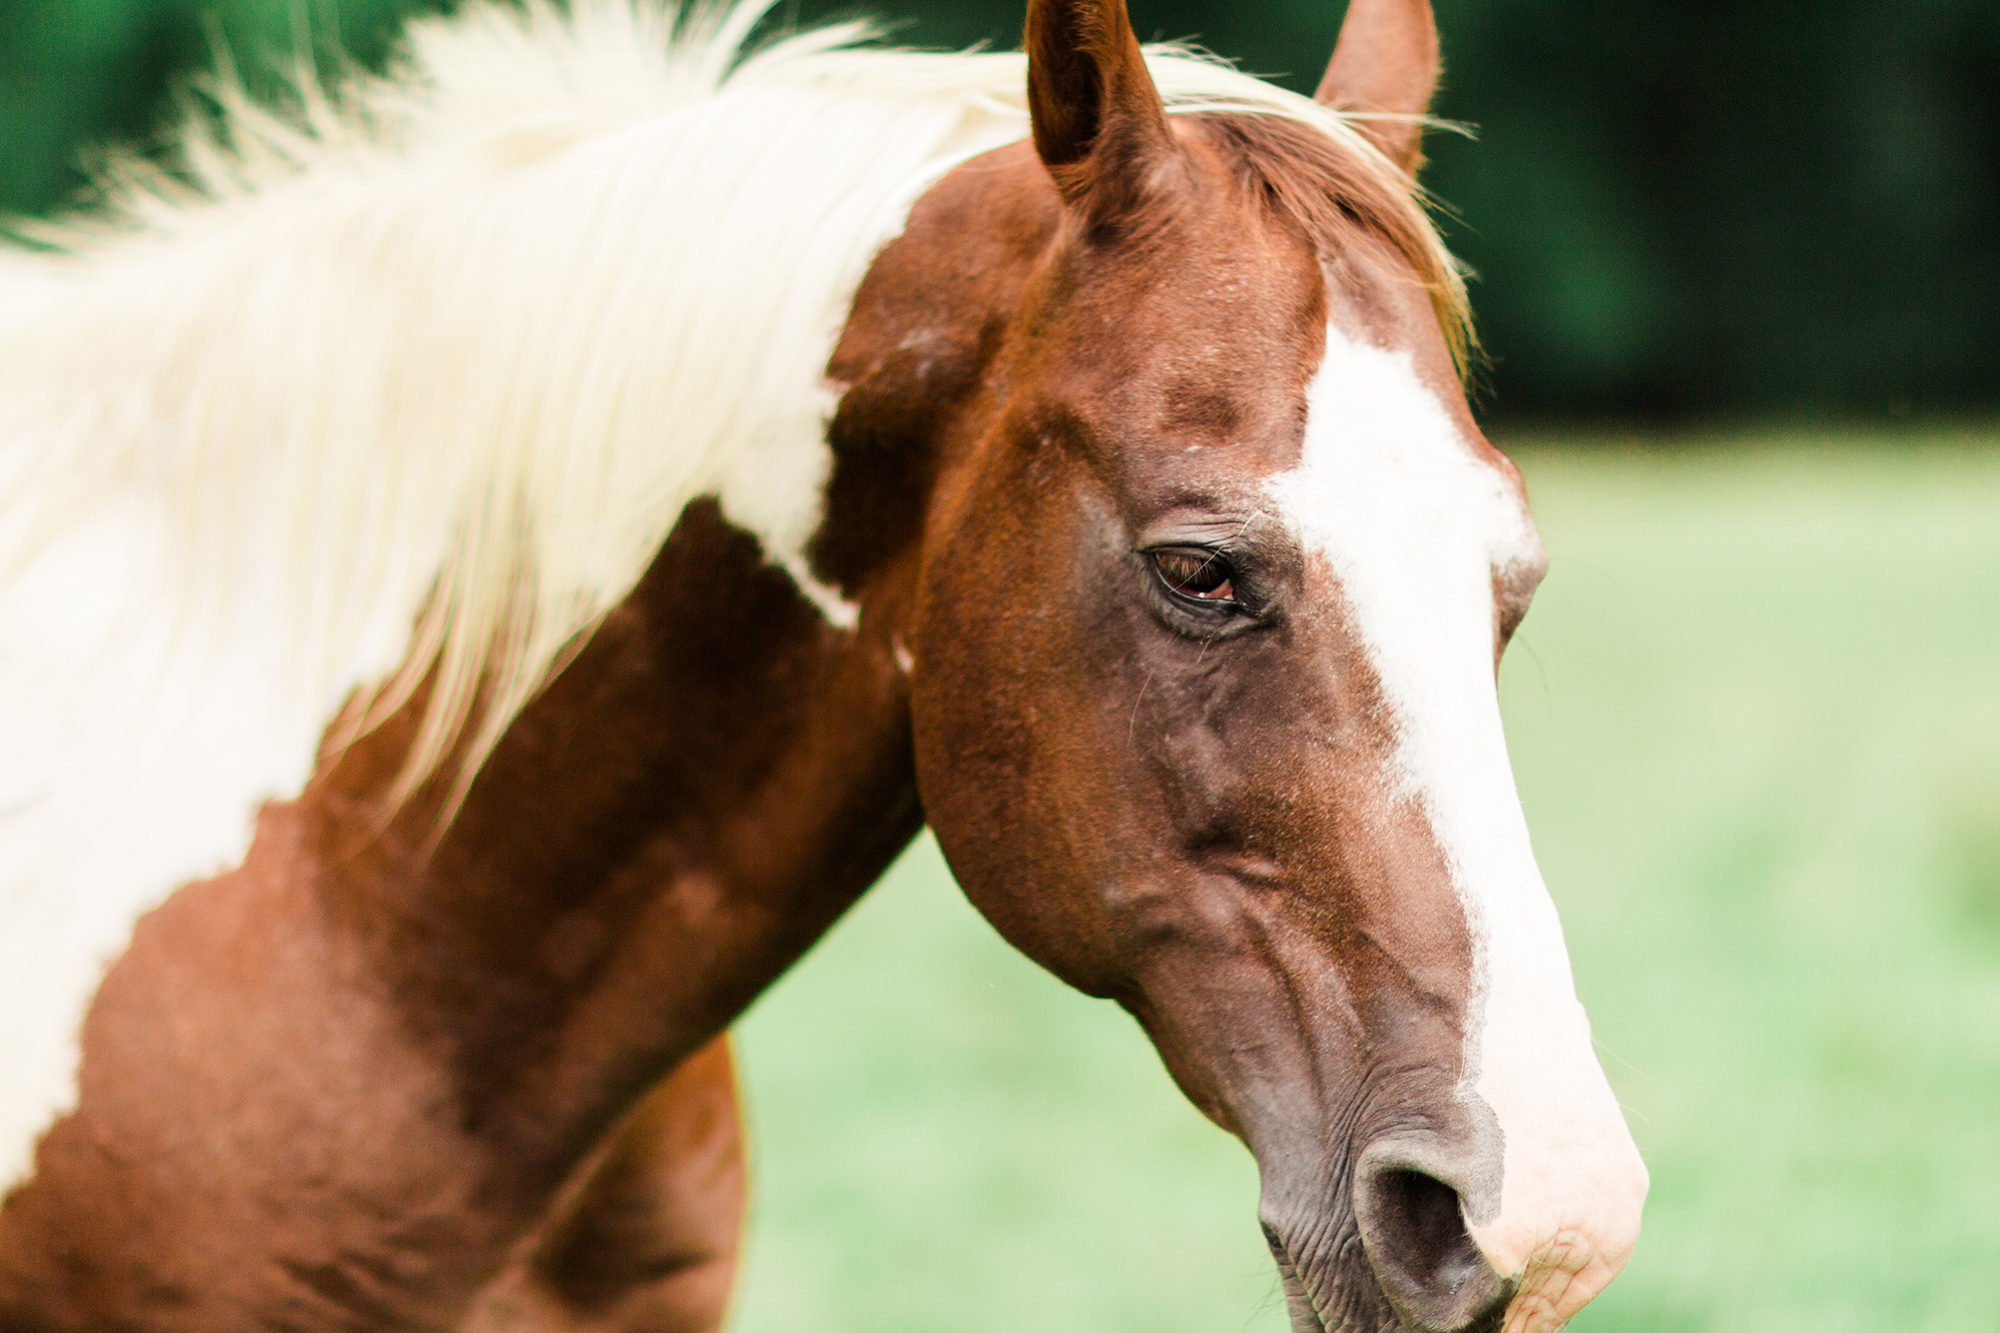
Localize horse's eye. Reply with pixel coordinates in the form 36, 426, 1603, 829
1151, 548, 1235, 602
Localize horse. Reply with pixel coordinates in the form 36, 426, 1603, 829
0, 0, 1647, 1328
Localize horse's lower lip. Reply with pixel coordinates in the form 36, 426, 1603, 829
1264, 1225, 1333, 1333
1263, 1215, 1373, 1333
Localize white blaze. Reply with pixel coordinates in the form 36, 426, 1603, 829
1267, 327, 1646, 1332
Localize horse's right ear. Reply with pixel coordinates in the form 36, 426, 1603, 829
1315, 0, 1440, 173
1025, 0, 1178, 217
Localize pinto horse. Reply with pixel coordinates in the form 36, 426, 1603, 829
0, 0, 1646, 1329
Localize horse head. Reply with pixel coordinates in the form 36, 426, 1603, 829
831, 2, 1649, 1328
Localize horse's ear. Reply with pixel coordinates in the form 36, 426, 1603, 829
1025, 0, 1178, 216
1314, 0, 1440, 173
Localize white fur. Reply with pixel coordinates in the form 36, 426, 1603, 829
0, 0, 1429, 1198
1267, 327, 1647, 1332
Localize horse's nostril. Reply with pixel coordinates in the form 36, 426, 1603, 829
1357, 1167, 1510, 1333
1374, 1170, 1485, 1293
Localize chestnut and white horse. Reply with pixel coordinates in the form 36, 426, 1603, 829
0, 0, 1645, 1328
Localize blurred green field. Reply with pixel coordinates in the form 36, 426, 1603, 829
729, 432, 2000, 1333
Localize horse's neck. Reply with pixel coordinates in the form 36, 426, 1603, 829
315, 142, 1062, 1183
298, 498, 920, 1163
196, 141, 1057, 1244
0, 494, 921, 1321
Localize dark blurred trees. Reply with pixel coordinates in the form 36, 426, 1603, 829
3, 0, 1995, 420
1424, 0, 2000, 418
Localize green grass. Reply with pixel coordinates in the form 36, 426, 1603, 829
728, 431, 2000, 1333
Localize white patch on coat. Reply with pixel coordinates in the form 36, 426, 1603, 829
1266, 327, 1647, 1331
0, 500, 412, 1191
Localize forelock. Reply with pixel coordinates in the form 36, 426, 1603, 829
1193, 112, 1473, 377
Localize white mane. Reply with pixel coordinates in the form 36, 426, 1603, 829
0, 0, 1410, 1188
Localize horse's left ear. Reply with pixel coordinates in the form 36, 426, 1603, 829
1025, 0, 1180, 219
1315, 0, 1440, 174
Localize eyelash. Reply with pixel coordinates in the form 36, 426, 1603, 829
1148, 547, 1237, 604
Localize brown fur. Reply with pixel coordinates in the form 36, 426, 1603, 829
463, 1037, 745, 1333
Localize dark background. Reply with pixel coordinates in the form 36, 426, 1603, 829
2, 0, 1996, 420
